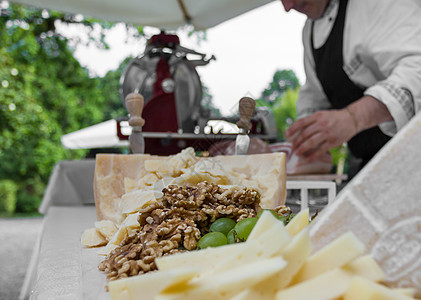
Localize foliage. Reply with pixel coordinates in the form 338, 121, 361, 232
201, 85, 222, 118
0, 179, 18, 214
256, 69, 300, 139
0, 3, 217, 215
0, 3, 145, 215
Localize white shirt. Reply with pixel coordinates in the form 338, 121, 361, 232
297, 0, 421, 136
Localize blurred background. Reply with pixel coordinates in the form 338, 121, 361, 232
0, 2, 353, 298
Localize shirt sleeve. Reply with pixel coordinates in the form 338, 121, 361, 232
296, 20, 332, 119
360, 0, 421, 135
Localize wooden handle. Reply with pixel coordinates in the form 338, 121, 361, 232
236, 97, 256, 131
126, 93, 145, 127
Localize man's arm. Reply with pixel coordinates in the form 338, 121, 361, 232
286, 96, 392, 161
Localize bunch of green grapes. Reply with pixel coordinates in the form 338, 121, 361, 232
197, 209, 293, 249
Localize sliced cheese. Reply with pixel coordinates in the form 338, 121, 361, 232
292, 231, 365, 284
204, 217, 290, 278
94, 220, 117, 241
81, 227, 107, 247
342, 255, 385, 282
155, 242, 247, 272
109, 267, 200, 300
255, 227, 312, 295
246, 212, 292, 258
285, 208, 309, 237
119, 189, 158, 214
97, 243, 118, 256
229, 289, 274, 300
343, 276, 414, 300
108, 225, 128, 246
247, 209, 283, 241
214, 152, 287, 209
144, 159, 174, 176
122, 213, 140, 229
393, 288, 416, 298
276, 268, 353, 300
159, 257, 287, 300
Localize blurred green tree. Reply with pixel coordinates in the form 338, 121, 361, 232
256, 69, 300, 139
0, 3, 144, 214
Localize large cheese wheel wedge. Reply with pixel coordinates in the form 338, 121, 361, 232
94, 151, 286, 223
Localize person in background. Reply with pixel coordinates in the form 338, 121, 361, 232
282, 0, 421, 169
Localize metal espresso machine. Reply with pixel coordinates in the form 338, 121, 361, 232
118, 31, 278, 155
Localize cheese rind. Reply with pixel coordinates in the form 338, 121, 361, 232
94, 151, 287, 223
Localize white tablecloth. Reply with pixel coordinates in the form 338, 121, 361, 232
29, 206, 109, 300
39, 160, 96, 214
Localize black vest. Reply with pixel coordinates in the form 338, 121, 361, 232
311, 0, 390, 165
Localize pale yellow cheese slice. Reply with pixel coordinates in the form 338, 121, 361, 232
285, 208, 309, 236
292, 231, 365, 284
247, 209, 282, 241
109, 267, 200, 300
155, 242, 247, 272
255, 227, 312, 296
214, 153, 287, 209
342, 255, 385, 282
229, 289, 274, 300
97, 243, 118, 256
204, 214, 290, 278
119, 189, 158, 214
121, 213, 140, 230
108, 225, 128, 246
94, 220, 117, 241
276, 268, 353, 300
246, 211, 292, 258
343, 276, 414, 300
81, 227, 107, 247
158, 257, 287, 300
393, 288, 416, 298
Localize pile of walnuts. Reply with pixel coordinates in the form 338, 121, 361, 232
99, 181, 261, 281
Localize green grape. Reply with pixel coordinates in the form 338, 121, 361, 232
234, 217, 257, 242
227, 228, 236, 244
197, 232, 228, 249
209, 218, 236, 236
257, 209, 279, 219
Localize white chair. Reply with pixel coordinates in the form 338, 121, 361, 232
286, 180, 337, 211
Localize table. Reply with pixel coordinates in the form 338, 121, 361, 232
24, 159, 343, 299
28, 206, 109, 300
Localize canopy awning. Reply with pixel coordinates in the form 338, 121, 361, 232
9, 0, 274, 30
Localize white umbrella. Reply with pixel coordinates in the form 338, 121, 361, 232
60, 119, 241, 149
61, 119, 129, 149
9, 0, 274, 30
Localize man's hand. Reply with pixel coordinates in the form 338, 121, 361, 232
286, 96, 393, 162
286, 109, 357, 161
